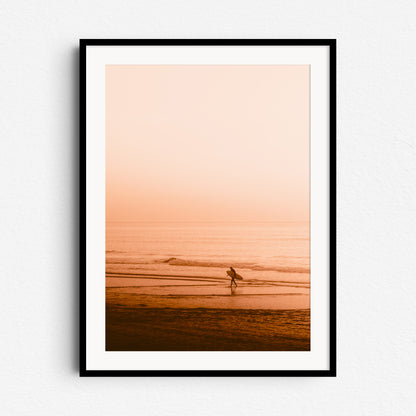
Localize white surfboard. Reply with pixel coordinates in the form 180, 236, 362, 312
227, 270, 243, 280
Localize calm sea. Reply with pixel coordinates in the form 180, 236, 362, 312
106, 222, 309, 285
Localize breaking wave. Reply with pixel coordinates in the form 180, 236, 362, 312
158, 257, 308, 274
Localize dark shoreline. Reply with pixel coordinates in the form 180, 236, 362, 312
106, 306, 310, 351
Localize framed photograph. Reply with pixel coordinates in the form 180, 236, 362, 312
80, 39, 336, 376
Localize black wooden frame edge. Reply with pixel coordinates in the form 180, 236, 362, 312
329, 40, 337, 377
79, 39, 336, 377
80, 39, 335, 46
80, 370, 335, 377
80, 39, 87, 376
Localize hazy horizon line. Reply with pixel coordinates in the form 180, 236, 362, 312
106, 220, 310, 223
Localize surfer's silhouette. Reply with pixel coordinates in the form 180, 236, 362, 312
228, 266, 238, 288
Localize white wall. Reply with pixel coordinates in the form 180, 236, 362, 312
1, 1, 415, 414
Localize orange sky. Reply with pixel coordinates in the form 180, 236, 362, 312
106, 65, 309, 222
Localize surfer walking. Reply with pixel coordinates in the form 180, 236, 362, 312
228, 266, 238, 288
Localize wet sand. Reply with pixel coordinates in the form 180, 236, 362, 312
106, 305, 309, 351
106, 274, 310, 351
106, 273, 310, 310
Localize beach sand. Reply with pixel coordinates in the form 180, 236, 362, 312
106, 274, 310, 351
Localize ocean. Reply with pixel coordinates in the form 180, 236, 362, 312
106, 221, 309, 309
106, 222, 309, 279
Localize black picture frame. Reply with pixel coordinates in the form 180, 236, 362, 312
80, 39, 336, 377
